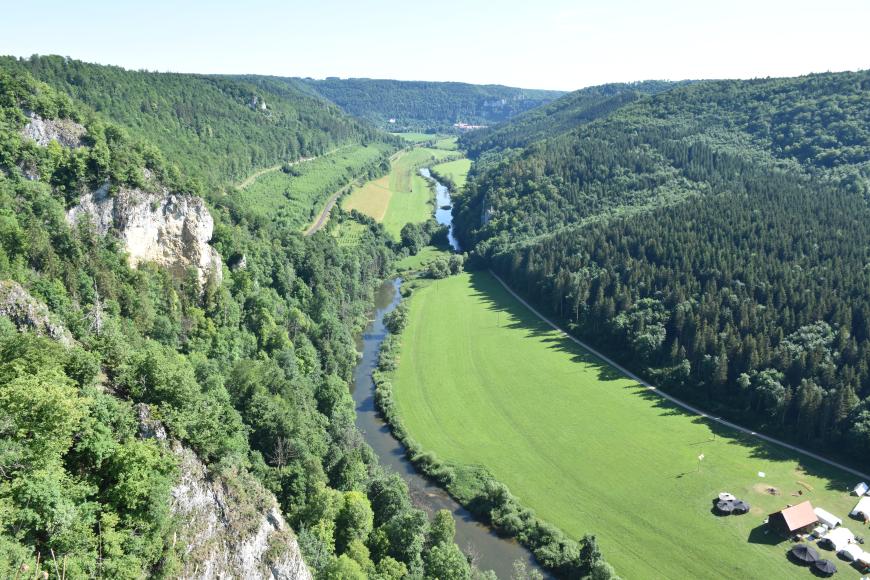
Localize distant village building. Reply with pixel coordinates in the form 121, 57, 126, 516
453, 122, 487, 131
388, 118, 396, 124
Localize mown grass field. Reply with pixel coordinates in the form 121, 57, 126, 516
432, 158, 472, 190
391, 271, 865, 580
236, 143, 391, 230
342, 147, 456, 239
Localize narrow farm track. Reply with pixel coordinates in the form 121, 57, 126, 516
303, 184, 349, 236
489, 270, 870, 482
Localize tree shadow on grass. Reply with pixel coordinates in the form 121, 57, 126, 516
466, 271, 627, 384
465, 271, 862, 496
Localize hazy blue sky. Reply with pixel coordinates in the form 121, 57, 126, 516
1, 0, 868, 90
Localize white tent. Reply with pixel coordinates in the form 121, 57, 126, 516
853, 497, 870, 519
822, 527, 856, 551
841, 543, 866, 562
854, 482, 869, 496
814, 507, 842, 528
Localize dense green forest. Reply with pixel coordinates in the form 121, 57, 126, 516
0, 60, 491, 579
459, 80, 692, 157
454, 71, 870, 465
287, 77, 565, 132
6, 55, 388, 191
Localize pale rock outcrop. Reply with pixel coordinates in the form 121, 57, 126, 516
136, 405, 311, 580
21, 111, 86, 148
0, 280, 74, 346
67, 184, 223, 287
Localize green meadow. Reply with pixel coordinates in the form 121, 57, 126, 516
391, 271, 866, 580
431, 157, 472, 190
342, 147, 456, 239
236, 144, 391, 230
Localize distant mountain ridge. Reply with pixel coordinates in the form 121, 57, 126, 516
284, 77, 566, 131
460, 79, 695, 156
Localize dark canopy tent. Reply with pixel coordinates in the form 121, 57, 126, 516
715, 499, 735, 514
732, 500, 750, 514
814, 559, 837, 575
789, 544, 820, 564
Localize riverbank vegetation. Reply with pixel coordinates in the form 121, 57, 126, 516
387, 271, 865, 579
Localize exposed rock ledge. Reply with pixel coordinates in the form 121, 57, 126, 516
0, 280, 74, 346
67, 185, 223, 287
138, 406, 312, 580
21, 111, 86, 148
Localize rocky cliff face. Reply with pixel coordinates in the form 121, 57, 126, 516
21, 111, 86, 148
67, 184, 223, 287
138, 406, 312, 580
0, 280, 74, 346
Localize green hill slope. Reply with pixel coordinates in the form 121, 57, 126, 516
7, 55, 387, 189
459, 80, 691, 156
454, 70, 870, 470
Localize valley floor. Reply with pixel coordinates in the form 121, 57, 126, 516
391, 271, 866, 579
342, 144, 458, 239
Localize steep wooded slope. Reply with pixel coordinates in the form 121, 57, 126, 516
7, 55, 386, 190
454, 70, 870, 466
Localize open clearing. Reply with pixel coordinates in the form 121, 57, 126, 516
342, 147, 456, 239
391, 271, 865, 579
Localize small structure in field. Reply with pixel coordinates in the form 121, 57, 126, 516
814, 507, 842, 529
813, 559, 837, 576
852, 496, 870, 520
768, 501, 818, 535
789, 543, 819, 564
820, 527, 855, 552
853, 481, 869, 496
839, 542, 865, 562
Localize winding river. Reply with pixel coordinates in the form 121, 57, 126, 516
350, 169, 543, 578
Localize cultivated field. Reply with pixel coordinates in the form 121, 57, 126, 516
236, 144, 391, 230
391, 271, 866, 579
342, 147, 456, 239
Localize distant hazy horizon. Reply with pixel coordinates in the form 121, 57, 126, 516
1, 0, 868, 91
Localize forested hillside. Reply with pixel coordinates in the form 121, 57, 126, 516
0, 60, 483, 578
292, 77, 565, 132
459, 80, 692, 157
454, 71, 870, 465
7, 55, 386, 190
